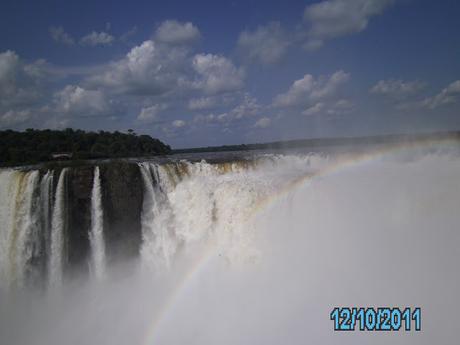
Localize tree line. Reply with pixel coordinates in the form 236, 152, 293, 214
0, 128, 171, 166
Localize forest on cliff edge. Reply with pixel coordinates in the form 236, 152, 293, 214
0, 128, 171, 166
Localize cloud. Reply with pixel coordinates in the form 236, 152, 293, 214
332, 99, 354, 113
193, 113, 218, 124
120, 26, 138, 42
137, 104, 167, 123
84, 41, 246, 125
155, 20, 201, 45
49, 26, 75, 46
0, 109, 34, 127
50, 26, 115, 47
188, 97, 217, 110
273, 70, 350, 107
237, 22, 290, 65
87, 40, 187, 95
0, 50, 48, 109
303, 99, 354, 116
303, 100, 351, 116
191, 54, 245, 94
172, 119, 186, 128
420, 80, 460, 110
303, 0, 394, 50
396, 80, 460, 111
80, 31, 115, 46
254, 117, 271, 128
302, 102, 325, 116
54, 85, 111, 117
230, 93, 261, 119
193, 94, 261, 125
370, 79, 426, 99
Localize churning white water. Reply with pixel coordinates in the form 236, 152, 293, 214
138, 156, 324, 269
89, 166, 106, 280
48, 168, 68, 288
1, 147, 460, 345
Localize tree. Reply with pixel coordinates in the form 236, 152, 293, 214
0, 129, 171, 167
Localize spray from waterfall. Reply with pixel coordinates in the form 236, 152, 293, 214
89, 166, 106, 279
49, 168, 68, 288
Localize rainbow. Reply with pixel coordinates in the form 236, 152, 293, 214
141, 137, 459, 344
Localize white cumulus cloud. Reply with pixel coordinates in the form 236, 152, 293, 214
191, 54, 245, 95
54, 85, 110, 117
88, 40, 187, 95
273, 70, 350, 107
303, 0, 394, 50
0, 50, 48, 109
137, 104, 167, 123
155, 20, 201, 45
254, 117, 271, 128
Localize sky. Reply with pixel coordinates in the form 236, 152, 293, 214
0, 0, 459, 148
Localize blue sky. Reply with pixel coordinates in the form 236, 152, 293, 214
1, 0, 459, 148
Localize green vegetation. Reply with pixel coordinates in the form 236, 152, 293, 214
0, 128, 171, 167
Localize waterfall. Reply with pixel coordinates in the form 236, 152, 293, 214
48, 168, 68, 288
0, 170, 18, 289
138, 157, 316, 269
0, 170, 41, 289
139, 162, 177, 268
89, 166, 106, 279
40, 171, 54, 272
0, 155, 321, 288
12, 171, 41, 288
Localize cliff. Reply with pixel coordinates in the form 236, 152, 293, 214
42, 161, 144, 275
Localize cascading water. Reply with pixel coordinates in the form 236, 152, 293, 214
0, 170, 41, 289
48, 168, 68, 288
40, 170, 54, 271
89, 166, 106, 279
0, 155, 321, 289
139, 162, 178, 268
11, 170, 41, 288
138, 156, 321, 269
1, 146, 460, 345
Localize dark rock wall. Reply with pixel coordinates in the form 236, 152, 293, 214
99, 162, 143, 262
67, 166, 93, 273
42, 162, 144, 277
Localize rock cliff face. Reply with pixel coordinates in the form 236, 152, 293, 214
43, 161, 144, 274
99, 162, 143, 262
67, 166, 92, 272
